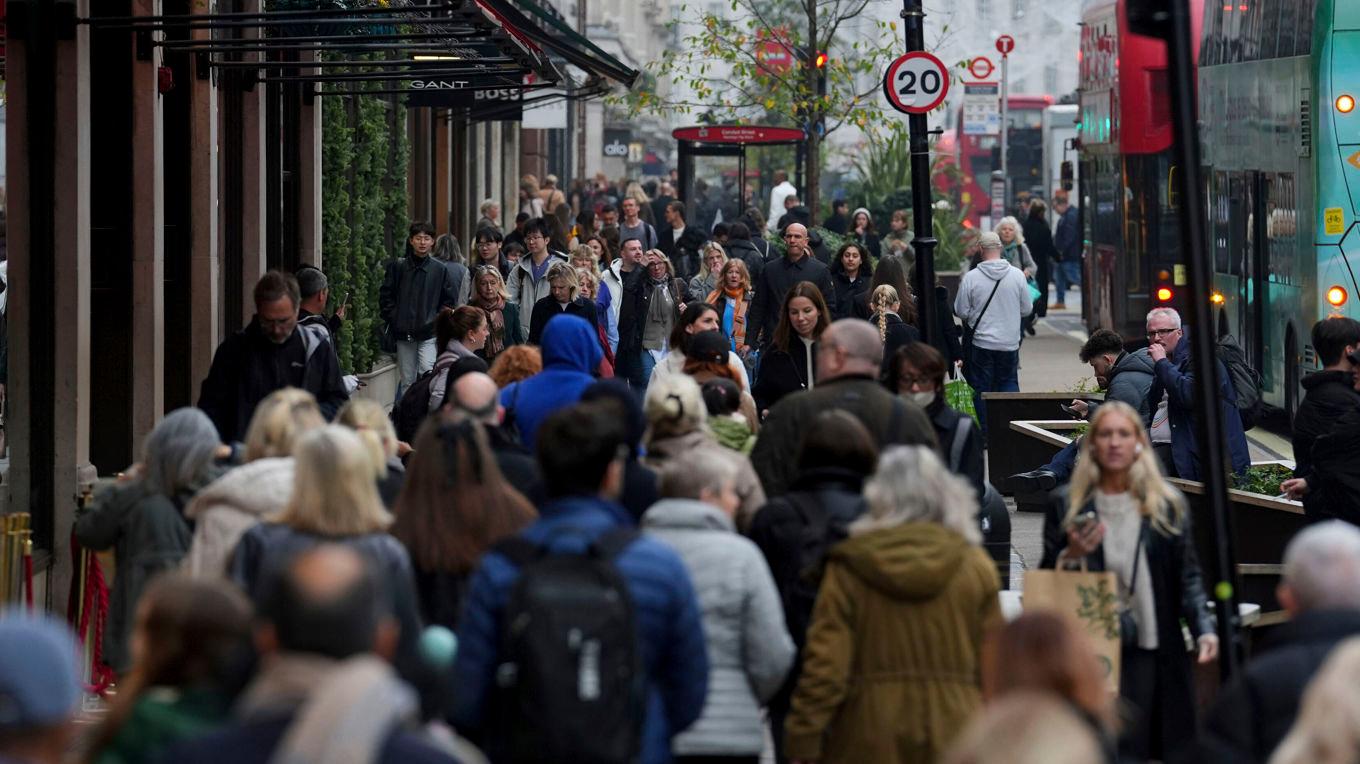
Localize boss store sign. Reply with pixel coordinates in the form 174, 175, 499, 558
603, 129, 632, 158
407, 80, 523, 120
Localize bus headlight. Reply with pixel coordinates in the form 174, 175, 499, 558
1338, 94, 1356, 114
1328, 285, 1348, 307
1210, 291, 1225, 305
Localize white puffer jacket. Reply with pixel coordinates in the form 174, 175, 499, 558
182, 457, 294, 578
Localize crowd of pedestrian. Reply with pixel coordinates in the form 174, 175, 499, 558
12, 176, 1360, 764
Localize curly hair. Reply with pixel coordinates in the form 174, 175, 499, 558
488, 345, 543, 387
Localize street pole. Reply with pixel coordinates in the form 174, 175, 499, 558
999, 52, 1009, 219
900, 0, 937, 348
1158, 0, 1243, 676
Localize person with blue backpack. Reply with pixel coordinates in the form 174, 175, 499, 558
452, 402, 709, 764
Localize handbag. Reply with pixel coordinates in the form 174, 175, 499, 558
1026, 277, 1043, 303
1119, 522, 1149, 649
1023, 561, 1123, 692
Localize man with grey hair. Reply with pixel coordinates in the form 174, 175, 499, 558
1144, 306, 1250, 480
751, 319, 936, 497
954, 230, 1032, 434
447, 372, 540, 496
1197, 521, 1360, 761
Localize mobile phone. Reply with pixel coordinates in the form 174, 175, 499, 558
339, 290, 350, 307
1068, 509, 1098, 531
1060, 403, 1080, 418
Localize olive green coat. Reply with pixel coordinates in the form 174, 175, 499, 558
784, 522, 1001, 763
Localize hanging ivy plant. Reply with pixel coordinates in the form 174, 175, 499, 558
320, 53, 409, 374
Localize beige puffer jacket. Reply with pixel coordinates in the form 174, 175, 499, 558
182, 457, 294, 578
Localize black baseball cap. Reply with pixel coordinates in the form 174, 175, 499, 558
686, 330, 730, 366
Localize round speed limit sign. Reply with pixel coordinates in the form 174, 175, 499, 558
882, 51, 950, 115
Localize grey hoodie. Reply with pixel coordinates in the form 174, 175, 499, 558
953, 258, 1032, 352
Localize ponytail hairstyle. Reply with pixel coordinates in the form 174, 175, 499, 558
872, 256, 918, 326
873, 284, 900, 343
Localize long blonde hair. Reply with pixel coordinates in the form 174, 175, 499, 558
275, 425, 391, 536
335, 398, 397, 480
1066, 401, 1184, 536
242, 388, 325, 462
698, 241, 729, 281
872, 284, 900, 343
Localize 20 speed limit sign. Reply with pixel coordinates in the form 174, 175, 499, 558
882, 51, 950, 115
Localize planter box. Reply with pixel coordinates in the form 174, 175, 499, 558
938, 270, 962, 301
984, 392, 1101, 494
352, 362, 399, 410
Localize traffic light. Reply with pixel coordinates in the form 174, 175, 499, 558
814, 51, 828, 96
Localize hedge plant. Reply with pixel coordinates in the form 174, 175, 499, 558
320, 56, 409, 374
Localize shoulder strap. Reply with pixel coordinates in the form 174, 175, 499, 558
591, 527, 640, 561
1127, 518, 1149, 598
967, 277, 1005, 334
949, 415, 972, 473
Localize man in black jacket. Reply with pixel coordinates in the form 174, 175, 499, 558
1196, 521, 1360, 763
658, 201, 706, 281
745, 223, 835, 348
379, 222, 462, 400
198, 271, 349, 443
823, 199, 849, 235
751, 319, 936, 496
721, 222, 768, 283
1281, 317, 1360, 519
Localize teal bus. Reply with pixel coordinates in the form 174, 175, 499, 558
1199, 0, 1360, 420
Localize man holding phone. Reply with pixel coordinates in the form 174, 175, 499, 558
1008, 328, 1156, 493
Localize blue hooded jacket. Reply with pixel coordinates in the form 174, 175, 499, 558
452, 495, 710, 763
500, 314, 604, 452
1148, 330, 1252, 480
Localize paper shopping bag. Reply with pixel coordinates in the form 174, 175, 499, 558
1022, 567, 1122, 692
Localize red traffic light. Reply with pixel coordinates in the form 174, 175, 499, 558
814, 51, 828, 68
1156, 287, 1174, 302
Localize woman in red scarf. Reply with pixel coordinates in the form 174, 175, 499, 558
469, 266, 524, 364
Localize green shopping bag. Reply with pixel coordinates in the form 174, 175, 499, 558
946, 378, 977, 422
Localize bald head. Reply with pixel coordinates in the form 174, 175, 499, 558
817, 319, 884, 381
783, 223, 809, 261
450, 372, 501, 424
259, 544, 395, 660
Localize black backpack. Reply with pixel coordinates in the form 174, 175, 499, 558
785, 493, 859, 646
490, 528, 646, 764
1215, 334, 1264, 430
390, 357, 454, 443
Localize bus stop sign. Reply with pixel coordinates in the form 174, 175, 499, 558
882, 51, 950, 115
996, 35, 1015, 55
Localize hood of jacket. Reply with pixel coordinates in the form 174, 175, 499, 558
646, 429, 714, 461
640, 497, 734, 534
709, 416, 754, 452
1108, 347, 1156, 382
1303, 369, 1356, 393
831, 522, 971, 600
974, 258, 1014, 281
184, 457, 294, 521
540, 313, 603, 373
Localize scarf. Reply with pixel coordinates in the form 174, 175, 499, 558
643, 277, 675, 351
708, 287, 749, 348
473, 296, 507, 359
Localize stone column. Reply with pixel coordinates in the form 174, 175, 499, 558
189, 0, 220, 385
296, 53, 323, 269
130, 0, 165, 451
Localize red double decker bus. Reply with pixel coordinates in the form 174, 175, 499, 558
953, 94, 1055, 229
1078, 0, 1203, 340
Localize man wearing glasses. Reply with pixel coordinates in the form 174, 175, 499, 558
1145, 307, 1250, 480
506, 218, 570, 338
199, 271, 349, 442
745, 223, 834, 348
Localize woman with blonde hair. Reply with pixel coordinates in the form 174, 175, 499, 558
1039, 400, 1215, 760
1270, 636, 1360, 764
229, 425, 423, 656
687, 241, 728, 304
469, 265, 523, 365
784, 445, 1001, 763
707, 258, 753, 356
528, 260, 597, 345
183, 388, 325, 578
868, 284, 921, 378
576, 266, 618, 366
336, 398, 406, 508
642, 373, 766, 529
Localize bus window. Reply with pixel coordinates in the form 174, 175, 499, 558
1277, 0, 1297, 57
1257, 0, 1279, 60
1297, 0, 1315, 56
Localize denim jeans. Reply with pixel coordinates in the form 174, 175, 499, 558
966, 346, 1020, 434
615, 350, 657, 398
1053, 259, 1082, 297
1043, 438, 1080, 481
395, 337, 437, 402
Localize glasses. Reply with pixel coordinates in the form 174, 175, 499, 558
258, 316, 296, 329
1147, 327, 1180, 338
477, 240, 499, 247
897, 375, 932, 389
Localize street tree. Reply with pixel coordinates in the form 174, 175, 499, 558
615, 0, 903, 223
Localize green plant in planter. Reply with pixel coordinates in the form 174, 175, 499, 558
1237, 463, 1294, 496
